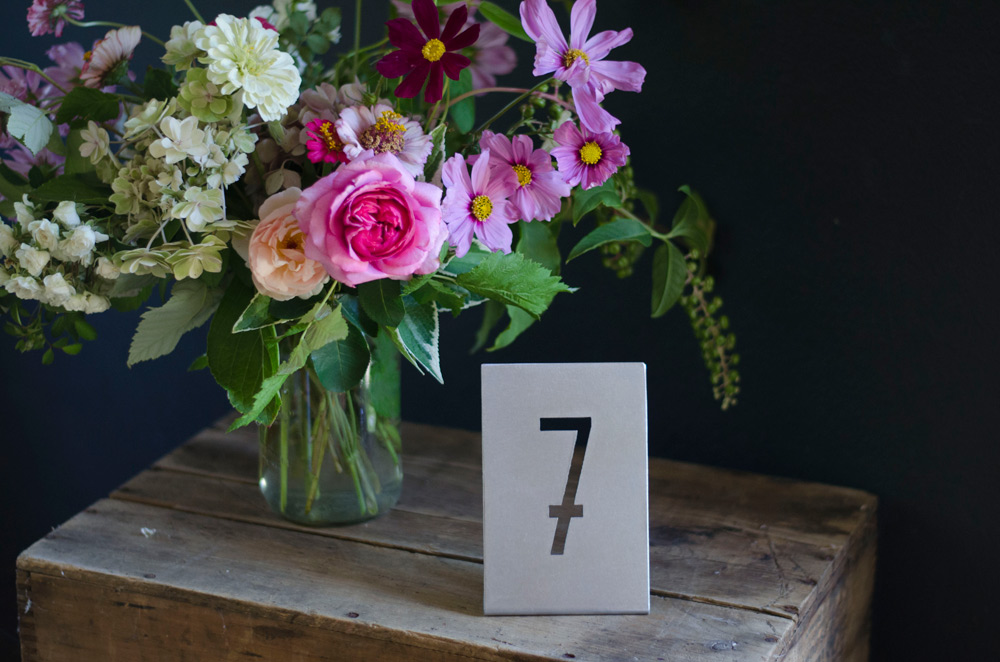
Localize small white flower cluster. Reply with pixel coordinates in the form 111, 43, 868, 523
249, 1, 318, 31
0, 199, 115, 314
163, 14, 301, 122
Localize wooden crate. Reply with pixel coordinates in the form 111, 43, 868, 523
17, 420, 876, 661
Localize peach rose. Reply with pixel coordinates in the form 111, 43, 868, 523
247, 188, 329, 300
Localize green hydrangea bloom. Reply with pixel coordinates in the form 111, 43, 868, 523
178, 68, 240, 123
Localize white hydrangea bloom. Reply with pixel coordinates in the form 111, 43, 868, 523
162, 21, 205, 71
28, 219, 61, 252
15, 244, 50, 277
95, 256, 121, 280
14, 195, 35, 227
79, 121, 111, 164
0, 223, 18, 256
62, 293, 89, 312
84, 292, 111, 314
42, 273, 76, 306
195, 15, 301, 122
0, 268, 9, 286
59, 225, 110, 263
124, 98, 178, 138
5, 275, 43, 300
52, 201, 81, 228
328, 26, 342, 44
172, 186, 224, 231
149, 116, 211, 164
207, 152, 249, 189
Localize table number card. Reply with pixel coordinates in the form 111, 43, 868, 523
481, 363, 649, 615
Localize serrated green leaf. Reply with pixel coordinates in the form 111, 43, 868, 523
423, 122, 448, 181
234, 293, 281, 332
8, 103, 53, 155
369, 330, 400, 420
54, 87, 121, 125
0, 91, 22, 113
358, 278, 405, 327
441, 240, 493, 276
311, 323, 371, 393
479, 1, 532, 42
455, 252, 571, 320
128, 281, 222, 366
489, 305, 536, 351
229, 373, 287, 430
32, 174, 109, 204
396, 295, 442, 382
208, 278, 265, 413
109, 273, 158, 298
651, 242, 687, 318
567, 217, 652, 262
516, 220, 562, 273
572, 179, 623, 224
449, 68, 475, 133
412, 279, 467, 316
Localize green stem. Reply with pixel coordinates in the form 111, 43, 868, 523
65, 17, 165, 46
616, 206, 670, 241
0, 58, 69, 96
182, 0, 205, 23
279, 391, 289, 513
353, 0, 363, 77
474, 77, 554, 134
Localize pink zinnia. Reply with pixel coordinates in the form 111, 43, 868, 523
80, 26, 141, 89
27, 0, 84, 38
519, 0, 645, 134
550, 122, 629, 190
475, 131, 570, 222
305, 118, 349, 165
442, 149, 518, 257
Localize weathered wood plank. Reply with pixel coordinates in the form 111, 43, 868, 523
18, 499, 790, 662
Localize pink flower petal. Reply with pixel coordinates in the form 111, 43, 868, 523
583, 28, 633, 61
590, 59, 647, 94
572, 84, 620, 133
569, 0, 596, 50
470, 147, 493, 193
475, 211, 513, 253
519, 0, 568, 53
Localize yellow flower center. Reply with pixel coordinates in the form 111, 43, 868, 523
512, 164, 532, 187
579, 141, 602, 165
471, 195, 493, 221
316, 120, 340, 151
422, 38, 446, 62
360, 110, 407, 154
563, 49, 590, 67
373, 110, 405, 134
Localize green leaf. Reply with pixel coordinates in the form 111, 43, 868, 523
455, 252, 572, 320
311, 323, 371, 393
441, 240, 493, 276
358, 278, 405, 327
651, 242, 687, 318
516, 220, 561, 273
233, 293, 281, 332
268, 295, 317, 320
32, 174, 109, 204
412, 279, 466, 315
572, 179, 623, 225
369, 331, 400, 420
208, 278, 265, 413
188, 354, 209, 371
109, 273, 158, 298
636, 188, 659, 223
423, 122, 448, 181
142, 67, 178, 101
54, 87, 121, 125
128, 281, 222, 366
489, 305, 536, 351
73, 318, 97, 341
567, 217, 652, 262
338, 295, 379, 337
305, 33, 330, 54
449, 68, 475, 133
62, 343, 82, 355
63, 126, 94, 176
479, 1, 532, 42
667, 185, 714, 256
0, 91, 23, 112
0, 164, 29, 205
396, 295, 442, 382
41, 348, 54, 365
471, 299, 504, 353
8, 103, 53, 155
299, 303, 349, 356
110, 285, 154, 312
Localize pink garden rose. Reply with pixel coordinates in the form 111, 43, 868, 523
296, 153, 447, 287
247, 188, 330, 301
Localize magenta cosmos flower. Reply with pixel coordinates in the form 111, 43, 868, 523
27, 0, 84, 38
295, 153, 447, 287
520, 0, 645, 134
475, 131, 570, 222
550, 121, 629, 190
442, 149, 518, 257
375, 0, 480, 103
80, 26, 141, 89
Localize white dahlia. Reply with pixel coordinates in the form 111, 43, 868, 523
195, 15, 301, 122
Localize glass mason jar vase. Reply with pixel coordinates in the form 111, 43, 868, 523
258, 353, 402, 526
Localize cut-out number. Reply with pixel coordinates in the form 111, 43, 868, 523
540, 417, 591, 555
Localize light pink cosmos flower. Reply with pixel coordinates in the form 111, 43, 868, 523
43, 42, 86, 91
520, 0, 645, 134
27, 0, 84, 38
550, 121, 629, 190
474, 130, 570, 222
296, 153, 447, 287
335, 103, 432, 178
80, 26, 141, 89
442, 149, 518, 257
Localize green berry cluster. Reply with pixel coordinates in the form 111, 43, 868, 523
599, 239, 645, 278
679, 263, 740, 409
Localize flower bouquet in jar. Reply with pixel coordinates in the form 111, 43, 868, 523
0, 0, 739, 525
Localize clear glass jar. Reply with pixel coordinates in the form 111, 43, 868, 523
258, 354, 401, 526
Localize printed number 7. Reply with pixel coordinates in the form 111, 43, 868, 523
540, 417, 591, 555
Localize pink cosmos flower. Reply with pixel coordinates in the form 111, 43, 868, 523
247, 188, 330, 301
43, 42, 86, 91
474, 130, 570, 222
335, 103, 432, 178
305, 118, 349, 165
27, 0, 84, 38
520, 0, 645, 134
550, 121, 629, 190
80, 26, 141, 89
441, 149, 518, 257
295, 153, 447, 287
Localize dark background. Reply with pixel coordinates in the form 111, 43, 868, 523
3, 0, 999, 659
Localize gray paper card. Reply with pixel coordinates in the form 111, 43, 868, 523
481, 362, 650, 615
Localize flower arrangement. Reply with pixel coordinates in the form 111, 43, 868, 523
0, 0, 739, 523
